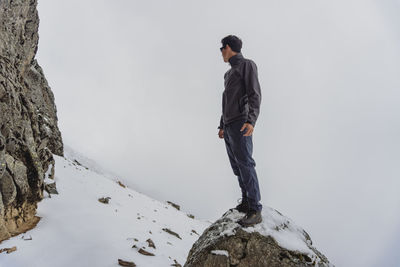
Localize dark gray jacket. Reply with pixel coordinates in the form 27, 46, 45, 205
218, 52, 262, 130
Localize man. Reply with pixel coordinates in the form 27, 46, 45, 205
218, 35, 262, 227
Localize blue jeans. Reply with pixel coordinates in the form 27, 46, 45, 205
223, 118, 262, 211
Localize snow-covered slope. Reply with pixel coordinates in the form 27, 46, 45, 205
0, 150, 333, 266
0, 154, 210, 267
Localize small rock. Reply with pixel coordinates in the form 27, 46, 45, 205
191, 229, 199, 235
162, 228, 182, 239
166, 201, 180, 210
146, 238, 156, 249
118, 259, 136, 267
117, 180, 126, 188
73, 159, 88, 170
0, 246, 17, 254
44, 182, 58, 195
98, 197, 111, 204
171, 259, 182, 267
138, 248, 155, 256
21, 235, 32, 240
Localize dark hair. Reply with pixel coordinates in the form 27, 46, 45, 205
221, 35, 242, 53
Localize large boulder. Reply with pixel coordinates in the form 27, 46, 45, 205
184, 208, 334, 267
0, 0, 63, 242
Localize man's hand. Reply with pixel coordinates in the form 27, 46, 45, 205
218, 129, 224, 139
240, 123, 254, 136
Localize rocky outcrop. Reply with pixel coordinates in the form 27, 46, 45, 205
0, 0, 63, 242
184, 208, 333, 267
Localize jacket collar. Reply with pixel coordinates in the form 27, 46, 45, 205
228, 52, 244, 66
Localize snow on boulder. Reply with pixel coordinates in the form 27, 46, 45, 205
184, 208, 333, 267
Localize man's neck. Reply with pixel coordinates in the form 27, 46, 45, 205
228, 52, 238, 61
228, 52, 243, 66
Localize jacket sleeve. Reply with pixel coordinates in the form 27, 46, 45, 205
243, 60, 262, 126
218, 114, 224, 130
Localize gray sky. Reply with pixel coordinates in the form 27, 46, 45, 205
36, 1, 400, 266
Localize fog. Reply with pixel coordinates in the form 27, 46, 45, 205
36, 1, 400, 266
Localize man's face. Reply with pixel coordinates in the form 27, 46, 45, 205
220, 44, 232, 62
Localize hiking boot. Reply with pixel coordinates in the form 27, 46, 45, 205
233, 198, 249, 213
238, 209, 262, 227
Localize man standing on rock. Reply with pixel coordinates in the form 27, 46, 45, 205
218, 35, 263, 227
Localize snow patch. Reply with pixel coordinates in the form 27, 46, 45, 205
211, 250, 229, 257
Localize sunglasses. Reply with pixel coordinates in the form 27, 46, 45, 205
220, 46, 226, 52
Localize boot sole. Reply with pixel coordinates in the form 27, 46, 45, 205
238, 218, 262, 227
